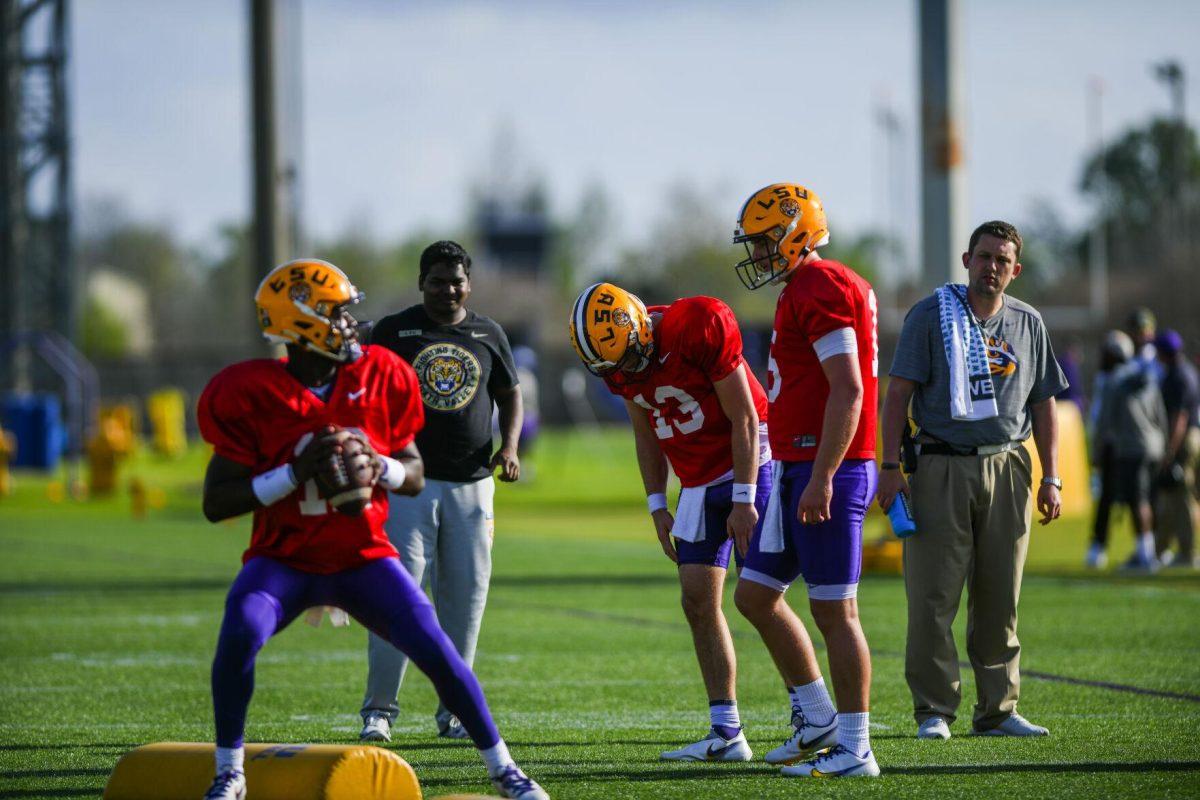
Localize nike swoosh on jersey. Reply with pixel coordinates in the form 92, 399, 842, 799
348, 388, 366, 400
659, 352, 671, 364
471, 331, 488, 338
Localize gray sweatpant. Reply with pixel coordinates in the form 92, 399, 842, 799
361, 476, 495, 727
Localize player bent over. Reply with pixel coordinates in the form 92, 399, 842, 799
197, 259, 548, 800
569, 284, 771, 761
730, 184, 881, 778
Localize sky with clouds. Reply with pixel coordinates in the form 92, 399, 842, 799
74, 0, 1199, 271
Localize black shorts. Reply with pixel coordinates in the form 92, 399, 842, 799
1114, 457, 1156, 505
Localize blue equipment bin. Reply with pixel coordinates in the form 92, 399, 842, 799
1, 393, 67, 469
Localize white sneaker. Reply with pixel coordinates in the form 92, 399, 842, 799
438, 715, 470, 740
917, 716, 951, 740
490, 763, 550, 800
202, 770, 246, 800
764, 709, 838, 765
1085, 544, 1108, 569
359, 712, 391, 742
781, 744, 880, 778
660, 728, 753, 762
976, 713, 1049, 737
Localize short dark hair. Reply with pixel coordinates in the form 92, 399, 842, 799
419, 240, 472, 283
967, 221, 1022, 260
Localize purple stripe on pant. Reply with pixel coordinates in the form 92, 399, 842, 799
211, 556, 499, 749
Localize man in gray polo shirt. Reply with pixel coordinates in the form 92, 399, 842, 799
877, 220, 1068, 740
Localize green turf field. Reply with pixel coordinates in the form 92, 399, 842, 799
2, 429, 1199, 799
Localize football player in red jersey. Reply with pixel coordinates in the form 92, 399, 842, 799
196, 259, 548, 800
570, 284, 771, 762
730, 184, 881, 778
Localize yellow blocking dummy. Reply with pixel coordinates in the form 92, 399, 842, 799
147, 388, 188, 458
103, 742, 422, 800
1022, 399, 1090, 518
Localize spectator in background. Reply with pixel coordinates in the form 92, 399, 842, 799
1126, 308, 1162, 381
512, 345, 541, 459
1096, 329, 1168, 571
1154, 329, 1200, 568
1055, 339, 1087, 415
1086, 331, 1134, 569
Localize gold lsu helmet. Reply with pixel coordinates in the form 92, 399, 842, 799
254, 259, 365, 362
569, 282, 654, 377
733, 183, 829, 289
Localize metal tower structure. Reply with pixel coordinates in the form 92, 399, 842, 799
0, 0, 72, 391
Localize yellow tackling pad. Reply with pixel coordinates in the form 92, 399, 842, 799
103, 742, 422, 800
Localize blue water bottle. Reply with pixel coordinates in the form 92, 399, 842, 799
887, 493, 917, 538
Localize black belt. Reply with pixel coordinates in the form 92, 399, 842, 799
918, 441, 1021, 457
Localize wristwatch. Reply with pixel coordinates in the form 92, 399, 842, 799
1040, 476, 1063, 489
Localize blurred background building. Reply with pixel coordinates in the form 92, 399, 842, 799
1, 0, 1198, 438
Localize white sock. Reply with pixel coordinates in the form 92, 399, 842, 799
790, 678, 837, 727
1140, 532, 1157, 562
836, 711, 870, 756
480, 740, 513, 776
215, 746, 244, 775
709, 700, 741, 735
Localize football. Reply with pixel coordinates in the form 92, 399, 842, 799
314, 429, 379, 516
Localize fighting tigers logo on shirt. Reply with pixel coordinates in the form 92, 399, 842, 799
986, 335, 1019, 378
412, 342, 481, 412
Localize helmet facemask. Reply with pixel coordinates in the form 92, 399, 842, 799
303, 293, 365, 363
733, 223, 801, 290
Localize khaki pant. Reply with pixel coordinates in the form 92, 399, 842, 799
904, 447, 1033, 730
1156, 427, 1199, 561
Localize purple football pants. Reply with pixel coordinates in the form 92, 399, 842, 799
211, 556, 500, 749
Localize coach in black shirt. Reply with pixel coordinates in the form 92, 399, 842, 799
358, 240, 523, 742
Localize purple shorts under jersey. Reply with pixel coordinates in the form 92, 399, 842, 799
741, 459, 877, 599
674, 463, 772, 569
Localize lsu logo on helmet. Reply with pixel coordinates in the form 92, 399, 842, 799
569, 283, 654, 377
255, 259, 365, 362
733, 183, 829, 290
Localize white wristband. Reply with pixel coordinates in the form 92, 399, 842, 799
252, 463, 298, 506
732, 483, 756, 504
647, 492, 668, 514
379, 456, 406, 491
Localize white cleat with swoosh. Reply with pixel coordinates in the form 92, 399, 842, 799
765, 708, 838, 765
660, 728, 752, 762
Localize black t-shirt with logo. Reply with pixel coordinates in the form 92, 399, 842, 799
370, 305, 518, 482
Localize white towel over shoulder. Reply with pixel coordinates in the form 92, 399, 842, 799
935, 283, 998, 422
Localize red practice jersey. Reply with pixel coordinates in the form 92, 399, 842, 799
769, 259, 878, 462
197, 345, 424, 573
604, 296, 769, 487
